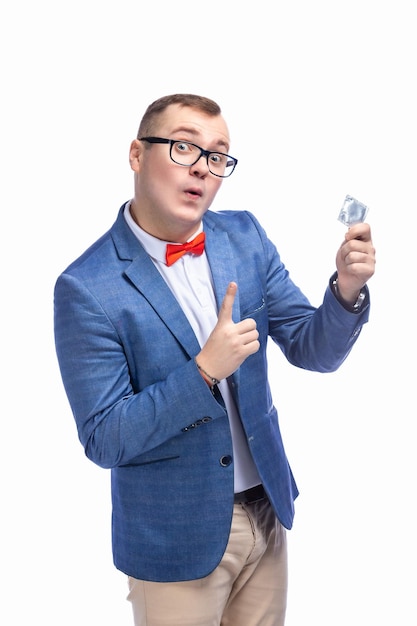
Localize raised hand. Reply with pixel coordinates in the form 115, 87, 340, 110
196, 282, 260, 382
336, 223, 376, 304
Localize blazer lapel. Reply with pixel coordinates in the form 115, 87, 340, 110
110, 207, 241, 363
111, 209, 201, 357
203, 217, 242, 390
204, 219, 240, 324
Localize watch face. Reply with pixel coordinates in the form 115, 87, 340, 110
353, 291, 366, 310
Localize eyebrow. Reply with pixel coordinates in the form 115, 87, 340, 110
170, 125, 230, 152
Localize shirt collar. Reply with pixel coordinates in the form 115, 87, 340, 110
124, 201, 203, 265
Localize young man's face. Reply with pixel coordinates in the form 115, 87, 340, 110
129, 104, 231, 242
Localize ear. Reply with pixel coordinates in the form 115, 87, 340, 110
129, 139, 142, 172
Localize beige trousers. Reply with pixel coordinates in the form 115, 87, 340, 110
127, 499, 288, 626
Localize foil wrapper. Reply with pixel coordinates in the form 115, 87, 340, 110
338, 195, 369, 226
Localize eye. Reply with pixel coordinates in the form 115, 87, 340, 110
175, 141, 193, 153
209, 153, 226, 165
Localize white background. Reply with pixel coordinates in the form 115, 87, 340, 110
1, 1, 415, 624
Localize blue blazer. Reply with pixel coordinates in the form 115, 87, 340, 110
54, 205, 370, 582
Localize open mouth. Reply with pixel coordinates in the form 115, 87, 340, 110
185, 188, 202, 198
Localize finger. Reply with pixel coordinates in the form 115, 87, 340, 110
237, 318, 257, 336
340, 236, 374, 261
342, 250, 370, 267
242, 328, 259, 348
345, 223, 372, 242
217, 282, 237, 323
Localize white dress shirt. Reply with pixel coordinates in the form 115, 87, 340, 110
124, 203, 261, 492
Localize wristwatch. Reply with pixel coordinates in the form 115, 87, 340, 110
331, 277, 366, 312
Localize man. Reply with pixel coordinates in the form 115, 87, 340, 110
54, 93, 376, 625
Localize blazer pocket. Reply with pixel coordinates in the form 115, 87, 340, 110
241, 295, 266, 319
119, 454, 180, 468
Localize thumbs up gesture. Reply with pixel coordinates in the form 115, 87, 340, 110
196, 282, 260, 382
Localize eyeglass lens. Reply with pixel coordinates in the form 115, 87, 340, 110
171, 141, 235, 177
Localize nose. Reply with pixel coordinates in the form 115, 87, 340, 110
190, 154, 210, 178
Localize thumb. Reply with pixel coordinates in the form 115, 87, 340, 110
217, 282, 237, 324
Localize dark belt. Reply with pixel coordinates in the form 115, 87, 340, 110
234, 484, 267, 505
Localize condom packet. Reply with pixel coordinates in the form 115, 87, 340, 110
338, 195, 369, 226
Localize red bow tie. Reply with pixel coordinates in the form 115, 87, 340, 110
166, 232, 206, 266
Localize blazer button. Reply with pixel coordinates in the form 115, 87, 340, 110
220, 455, 233, 467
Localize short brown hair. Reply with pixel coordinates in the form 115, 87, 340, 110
137, 94, 222, 139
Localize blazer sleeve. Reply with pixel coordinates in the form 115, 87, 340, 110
242, 211, 371, 372
54, 272, 226, 469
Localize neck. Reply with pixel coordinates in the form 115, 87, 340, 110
128, 201, 202, 243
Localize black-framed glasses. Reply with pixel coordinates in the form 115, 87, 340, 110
139, 137, 238, 178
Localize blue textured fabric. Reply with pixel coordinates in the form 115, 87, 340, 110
54, 204, 370, 582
